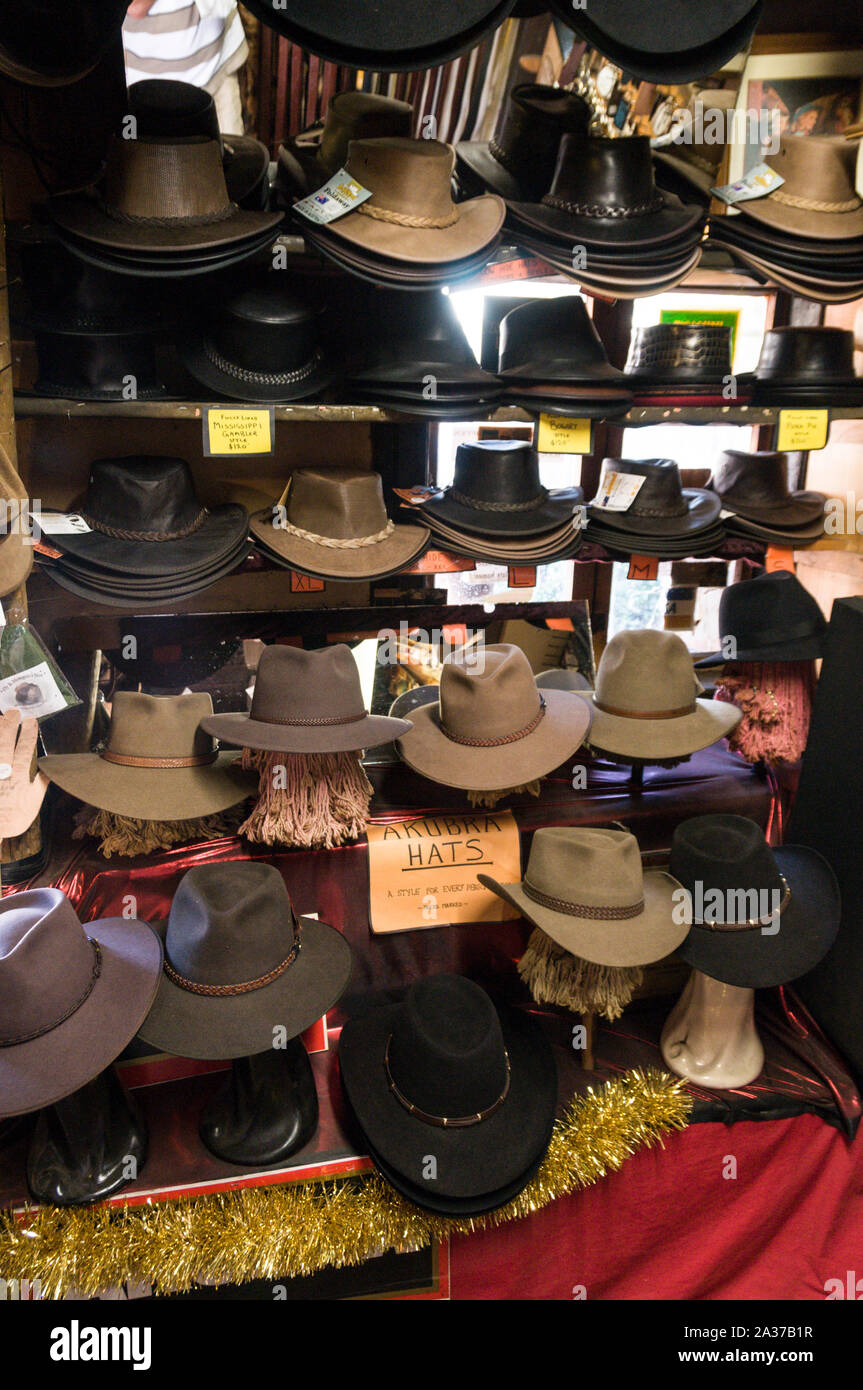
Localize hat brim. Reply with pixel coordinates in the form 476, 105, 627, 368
200, 709, 412, 754
455, 145, 528, 202
36, 503, 249, 576
566, 2, 762, 83
363, 1132, 548, 1216
49, 193, 282, 255
718, 244, 863, 304
311, 193, 505, 266
53, 226, 278, 280
395, 688, 592, 791
41, 545, 251, 609
419, 487, 584, 538
719, 492, 826, 528
179, 340, 335, 404
0, 916, 162, 1119
653, 150, 718, 197
250, 507, 430, 580
38, 749, 255, 821
695, 631, 826, 665
347, 357, 499, 389
674, 845, 840, 989
578, 690, 742, 762
503, 390, 631, 420
736, 194, 863, 242
301, 226, 497, 289
222, 134, 271, 210
507, 190, 702, 250
138, 915, 352, 1060
338, 1000, 557, 1199
587, 488, 721, 537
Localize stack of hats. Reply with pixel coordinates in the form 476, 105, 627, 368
652, 90, 739, 207
504, 135, 706, 298
336, 288, 502, 418
456, 83, 590, 202
35, 456, 251, 607
251, 469, 430, 582
278, 90, 413, 203
585, 458, 725, 559
748, 327, 863, 408
554, 0, 763, 84
696, 570, 828, 669
179, 276, 334, 404
403, 441, 585, 565
293, 138, 504, 291
624, 323, 744, 405
707, 451, 827, 548
707, 135, 863, 304
496, 296, 632, 418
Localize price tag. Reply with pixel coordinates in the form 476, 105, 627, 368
765, 546, 796, 574
36, 513, 91, 535
711, 162, 785, 205
203, 407, 274, 456
594, 470, 647, 512
776, 410, 829, 453
293, 167, 372, 224
403, 549, 475, 574
290, 572, 326, 593
628, 555, 659, 581
537, 414, 593, 454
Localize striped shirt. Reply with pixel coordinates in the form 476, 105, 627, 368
123, 0, 248, 95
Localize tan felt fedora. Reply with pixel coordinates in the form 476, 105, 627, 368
735, 134, 863, 241
395, 643, 592, 791
0, 442, 33, 597
576, 629, 741, 761
251, 469, 429, 579
317, 138, 505, 265
480, 827, 687, 967
39, 691, 255, 821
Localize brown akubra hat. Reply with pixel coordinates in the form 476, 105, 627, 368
201, 643, 411, 753
480, 827, 687, 966
0, 441, 33, 597
49, 136, 281, 254
38, 691, 255, 821
0, 888, 162, 1118
395, 643, 592, 791
734, 134, 863, 241
251, 469, 429, 580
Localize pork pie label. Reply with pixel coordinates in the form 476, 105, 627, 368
366, 812, 521, 934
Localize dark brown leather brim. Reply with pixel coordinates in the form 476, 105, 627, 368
38, 503, 249, 576
587, 488, 720, 537
504, 391, 631, 420
200, 709, 411, 754
507, 190, 703, 250
250, 507, 430, 579
49, 194, 282, 254
419, 486, 583, 539
180, 339, 335, 404
717, 491, 826, 528
43, 544, 251, 609
54, 225, 278, 279
455, 145, 529, 202
718, 245, 863, 302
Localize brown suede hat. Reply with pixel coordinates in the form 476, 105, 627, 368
201, 643, 411, 753
38, 691, 255, 820
734, 134, 863, 241
0, 441, 33, 597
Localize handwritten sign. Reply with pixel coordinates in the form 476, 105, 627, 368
627, 555, 660, 581
203, 407, 274, 456
366, 811, 521, 934
537, 414, 593, 455
776, 410, 829, 453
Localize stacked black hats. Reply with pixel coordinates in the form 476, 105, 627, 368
403, 440, 584, 564
456, 84, 590, 202
707, 451, 827, 548
749, 328, 863, 408
496, 296, 632, 418
624, 323, 744, 404
35, 456, 250, 608
696, 571, 828, 668
585, 458, 725, 558
553, 0, 763, 84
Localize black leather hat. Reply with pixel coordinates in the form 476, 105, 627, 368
32, 330, 166, 401
498, 296, 625, 385
457, 84, 589, 202
419, 440, 583, 537
708, 451, 826, 530
338, 287, 500, 391
588, 458, 721, 538
696, 571, 828, 667
751, 327, 863, 405
625, 323, 733, 387
0, 0, 128, 86
670, 813, 840, 989
557, 0, 763, 84
14, 238, 181, 335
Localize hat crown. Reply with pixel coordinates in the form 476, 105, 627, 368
548, 134, 659, 213
625, 323, 732, 378
208, 277, 320, 373
0, 889, 98, 1042
249, 643, 367, 727
595, 458, 688, 518
102, 135, 233, 222
710, 449, 793, 506
717, 570, 826, 645
670, 89, 738, 166
526, 827, 645, 910
82, 455, 205, 537
106, 690, 217, 759
319, 91, 413, 174
756, 327, 856, 383
491, 84, 589, 197
670, 815, 783, 920
285, 468, 389, 540
126, 79, 221, 142
439, 644, 542, 742
345, 138, 457, 223
451, 439, 544, 507
765, 133, 861, 209
595, 629, 701, 716
498, 296, 613, 375
388, 975, 509, 1118
165, 863, 297, 987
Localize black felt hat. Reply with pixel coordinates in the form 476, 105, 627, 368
670, 814, 840, 990
338, 974, 558, 1203
457, 84, 590, 202
420, 440, 583, 538
695, 571, 828, 667
557, 0, 763, 84
0, 0, 129, 86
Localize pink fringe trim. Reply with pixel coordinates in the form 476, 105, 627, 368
715, 661, 816, 766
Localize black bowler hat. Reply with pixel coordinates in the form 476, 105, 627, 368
696, 571, 827, 667
625, 323, 733, 388
670, 814, 840, 990
420, 440, 584, 538
752, 327, 863, 406
457, 84, 589, 202
555, 0, 763, 83
338, 974, 557, 1207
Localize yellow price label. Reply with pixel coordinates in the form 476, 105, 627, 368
204, 407, 274, 456
776, 410, 829, 453
537, 414, 593, 454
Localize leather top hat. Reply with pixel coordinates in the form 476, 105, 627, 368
339, 973, 557, 1207
653, 90, 739, 196
557, 0, 763, 83
32, 331, 165, 402
139, 862, 353, 1060
625, 323, 733, 385
251, 468, 430, 580
0, 1, 128, 86
588, 458, 721, 537
480, 827, 688, 967
734, 134, 863, 241
15, 239, 178, 334
696, 571, 828, 667
753, 327, 863, 400
242, 0, 517, 72
708, 451, 826, 528
180, 277, 334, 403
0, 441, 34, 598
670, 814, 840, 989
508, 134, 703, 248
201, 643, 412, 754
498, 296, 627, 386
395, 643, 592, 791
279, 91, 413, 199
302, 138, 505, 266
35, 456, 250, 579
39, 691, 255, 822
49, 136, 281, 254
420, 441, 583, 538
457, 84, 590, 202
0, 888, 162, 1118
575, 629, 741, 762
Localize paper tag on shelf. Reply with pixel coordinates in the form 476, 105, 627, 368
204, 406, 274, 456
36, 513, 91, 535
594, 471, 647, 512
290, 571, 326, 593
537, 414, 592, 454
765, 546, 796, 574
628, 555, 660, 581
508, 566, 537, 588
776, 409, 829, 453
0, 662, 69, 720
711, 163, 785, 205
293, 168, 372, 224
404, 549, 476, 574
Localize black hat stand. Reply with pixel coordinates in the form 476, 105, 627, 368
199, 1037, 319, 1167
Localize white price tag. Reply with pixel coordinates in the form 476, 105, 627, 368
37, 513, 92, 535
294, 168, 373, 224
0, 662, 68, 719
593, 471, 647, 512
711, 163, 785, 205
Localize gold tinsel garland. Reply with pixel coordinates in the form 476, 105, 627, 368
0, 1071, 689, 1298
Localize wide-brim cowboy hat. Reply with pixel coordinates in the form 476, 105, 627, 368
506, 190, 703, 251
250, 506, 429, 581
0, 915, 163, 1119
478, 865, 687, 967
715, 490, 826, 530
38, 746, 254, 822
339, 1001, 557, 1200
49, 189, 282, 256
587, 488, 721, 539
201, 706, 410, 755
735, 187, 863, 242
179, 339, 336, 405
35, 502, 249, 578
313, 193, 505, 266
362, 1130, 549, 1217
574, 688, 741, 762
419, 486, 584, 539
395, 689, 592, 791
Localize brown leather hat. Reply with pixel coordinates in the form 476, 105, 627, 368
201, 643, 412, 753
708, 450, 826, 528
588, 458, 721, 537
653, 90, 738, 196
457, 84, 590, 202
279, 91, 414, 198
734, 134, 863, 241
